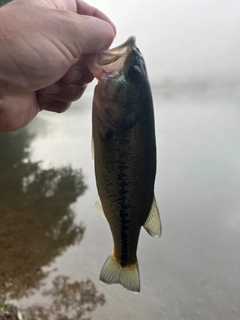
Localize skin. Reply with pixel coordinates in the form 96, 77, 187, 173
0, 0, 116, 132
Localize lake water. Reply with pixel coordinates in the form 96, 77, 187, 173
1, 86, 240, 319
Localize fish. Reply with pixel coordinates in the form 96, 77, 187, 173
83, 36, 161, 293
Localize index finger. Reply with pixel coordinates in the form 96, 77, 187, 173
76, 0, 116, 35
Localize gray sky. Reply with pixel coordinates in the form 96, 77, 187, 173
89, 0, 240, 86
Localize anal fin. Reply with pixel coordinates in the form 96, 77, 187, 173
143, 195, 162, 238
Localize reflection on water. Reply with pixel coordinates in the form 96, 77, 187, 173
1, 88, 240, 319
0, 128, 105, 318
23, 275, 105, 320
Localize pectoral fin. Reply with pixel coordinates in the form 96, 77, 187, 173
91, 137, 94, 160
94, 197, 106, 219
143, 196, 162, 238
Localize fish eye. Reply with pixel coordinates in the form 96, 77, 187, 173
128, 66, 141, 82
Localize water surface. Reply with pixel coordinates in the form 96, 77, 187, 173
1, 87, 240, 319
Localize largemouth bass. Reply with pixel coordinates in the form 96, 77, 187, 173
83, 37, 161, 293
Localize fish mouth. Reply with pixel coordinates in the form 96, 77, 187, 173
98, 36, 136, 66
83, 36, 136, 80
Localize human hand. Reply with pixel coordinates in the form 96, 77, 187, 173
0, 0, 116, 132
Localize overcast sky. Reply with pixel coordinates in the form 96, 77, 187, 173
88, 0, 240, 86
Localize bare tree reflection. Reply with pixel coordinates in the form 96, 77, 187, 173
23, 276, 106, 320
0, 129, 87, 300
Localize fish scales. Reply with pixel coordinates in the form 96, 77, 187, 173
83, 36, 161, 293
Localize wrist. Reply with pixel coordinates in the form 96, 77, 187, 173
0, 8, 11, 91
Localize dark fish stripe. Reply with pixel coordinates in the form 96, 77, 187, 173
117, 156, 130, 267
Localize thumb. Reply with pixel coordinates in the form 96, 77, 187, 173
54, 12, 115, 55
2, 0, 115, 56
0, 1, 115, 92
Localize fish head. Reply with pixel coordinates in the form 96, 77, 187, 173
83, 37, 153, 134
83, 36, 151, 106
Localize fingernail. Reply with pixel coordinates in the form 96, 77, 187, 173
44, 83, 60, 94
69, 69, 82, 83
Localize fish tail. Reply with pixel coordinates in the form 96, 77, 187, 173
99, 253, 140, 293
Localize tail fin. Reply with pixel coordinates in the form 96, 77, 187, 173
100, 253, 140, 293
